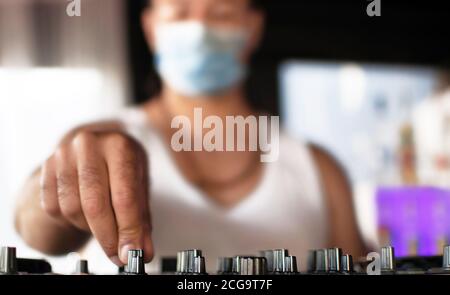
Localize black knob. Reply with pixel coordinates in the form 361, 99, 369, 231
118, 266, 125, 274
124, 249, 146, 275
16, 258, 52, 274
327, 248, 342, 273
0, 247, 18, 275
161, 257, 178, 274
341, 254, 354, 273
381, 246, 396, 274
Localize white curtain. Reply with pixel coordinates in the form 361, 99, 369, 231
0, 0, 130, 274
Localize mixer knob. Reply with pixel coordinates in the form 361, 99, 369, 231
327, 248, 342, 273
118, 266, 125, 274
176, 250, 207, 275
307, 250, 316, 273
284, 256, 299, 274
427, 245, 450, 274
217, 257, 234, 275
187, 249, 202, 273
74, 260, 89, 275
253, 257, 267, 275
341, 254, 354, 274
443, 245, 450, 270
260, 250, 274, 273
236, 257, 267, 275
381, 246, 396, 274
272, 249, 289, 273
124, 249, 146, 275
0, 247, 18, 275
259, 249, 298, 274
161, 257, 178, 274
315, 249, 329, 273
194, 256, 206, 275
176, 251, 185, 273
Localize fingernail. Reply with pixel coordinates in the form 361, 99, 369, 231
110, 256, 123, 266
120, 244, 133, 263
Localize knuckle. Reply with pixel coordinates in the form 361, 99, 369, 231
72, 130, 94, 151
56, 173, 76, 198
78, 166, 103, 189
54, 145, 70, 162
40, 177, 54, 195
107, 133, 134, 152
60, 202, 81, 219
82, 195, 106, 217
42, 201, 60, 217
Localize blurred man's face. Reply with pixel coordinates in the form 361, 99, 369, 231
143, 0, 264, 60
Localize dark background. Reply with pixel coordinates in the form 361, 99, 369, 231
126, 0, 450, 115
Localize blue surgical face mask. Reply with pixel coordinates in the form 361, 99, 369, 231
154, 22, 249, 98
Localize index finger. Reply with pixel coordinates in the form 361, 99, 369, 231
103, 135, 153, 264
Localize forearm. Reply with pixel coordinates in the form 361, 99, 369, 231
15, 170, 90, 256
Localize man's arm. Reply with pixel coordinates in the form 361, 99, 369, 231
310, 144, 367, 258
14, 121, 153, 265
15, 169, 91, 255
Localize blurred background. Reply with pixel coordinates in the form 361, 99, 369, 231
1, 0, 450, 273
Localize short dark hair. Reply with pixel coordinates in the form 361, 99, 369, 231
250, 0, 264, 10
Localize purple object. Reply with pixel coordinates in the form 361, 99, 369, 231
376, 187, 450, 257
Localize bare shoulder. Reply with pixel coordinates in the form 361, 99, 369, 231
307, 143, 353, 212
308, 143, 367, 256
308, 144, 351, 189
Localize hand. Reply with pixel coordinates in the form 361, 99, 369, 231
39, 130, 153, 265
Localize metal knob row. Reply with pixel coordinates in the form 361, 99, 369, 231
234, 256, 267, 275
176, 249, 207, 275
309, 248, 353, 274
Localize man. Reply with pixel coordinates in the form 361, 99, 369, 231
15, 0, 366, 272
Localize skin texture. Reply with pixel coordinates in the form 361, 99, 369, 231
15, 0, 367, 266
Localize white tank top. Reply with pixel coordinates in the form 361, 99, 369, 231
87, 108, 329, 273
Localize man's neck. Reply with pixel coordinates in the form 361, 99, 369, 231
160, 86, 254, 120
